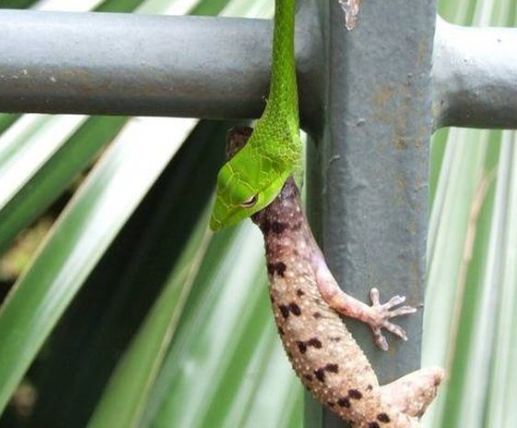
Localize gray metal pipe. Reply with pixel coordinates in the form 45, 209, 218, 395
0, 9, 321, 131
306, 0, 436, 426
1, 10, 517, 131
432, 17, 517, 129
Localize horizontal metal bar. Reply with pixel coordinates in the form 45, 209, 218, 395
0, 9, 321, 131
1, 10, 516, 132
432, 17, 517, 129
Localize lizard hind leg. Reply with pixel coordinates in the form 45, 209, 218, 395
311, 250, 418, 350
380, 367, 445, 418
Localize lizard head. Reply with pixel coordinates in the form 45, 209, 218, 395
209, 126, 297, 231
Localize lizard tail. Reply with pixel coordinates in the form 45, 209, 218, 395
349, 367, 444, 427
380, 366, 445, 418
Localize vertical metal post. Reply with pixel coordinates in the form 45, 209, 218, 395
306, 0, 437, 426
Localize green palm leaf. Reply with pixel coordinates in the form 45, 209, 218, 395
0, 116, 197, 414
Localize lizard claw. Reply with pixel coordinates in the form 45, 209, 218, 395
367, 288, 417, 351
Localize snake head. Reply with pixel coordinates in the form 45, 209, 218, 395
209, 155, 289, 231
210, 125, 299, 231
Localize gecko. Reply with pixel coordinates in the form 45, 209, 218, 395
210, 0, 444, 424
225, 127, 444, 428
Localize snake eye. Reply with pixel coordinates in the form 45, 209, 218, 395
240, 194, 258, 208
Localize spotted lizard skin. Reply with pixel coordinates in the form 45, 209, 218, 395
227, 127, 444, 428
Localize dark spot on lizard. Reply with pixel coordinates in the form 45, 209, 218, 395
313, 312, 322, 319
291, 220, 303, 230
303, 374, 313, 382
296, 289, 305, 297
275, 262, 287, 276
377, 413, 391, 423
307, 338, 322, 348
330, 337, 341, 342
325, 363, 339, 373
271, 221, 288, 234
289, 302, 301, 316
297, 341, 307, 354
269, 294, 275, 303
368, 423, 380, 428
278, 327, 284, 335
348, 389, 363, 399
279, 304, 290, 319
261, 219, 271, 235
366, 384, 373, 391
267, 264, 274, 275
314, 368, 326, 382
286, 351, 293, 359
268, 262, 286, 277
327, 401, 335, 407
337, 397, 351, 408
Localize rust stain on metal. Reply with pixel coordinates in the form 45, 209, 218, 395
394, 172, 407, 205
416, 38, 429, 67
372, 86, 394, 108
371, 86, 395, 123
394, 135, 409, 150
338, 0, 361, 30
410, 259, 420, 295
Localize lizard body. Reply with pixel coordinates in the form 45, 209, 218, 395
227, 127, 444, 428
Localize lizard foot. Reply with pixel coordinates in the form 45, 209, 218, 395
312, 250, 419, 350
366, 288, 417, 351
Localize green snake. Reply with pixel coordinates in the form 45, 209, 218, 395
210, 0, 300, 231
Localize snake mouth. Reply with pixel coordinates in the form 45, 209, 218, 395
209, 199, 254, 232
210, 186, 268, 231
209, 216, 222, 232
209, 170, 292, 232
209, 194, 242, 231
